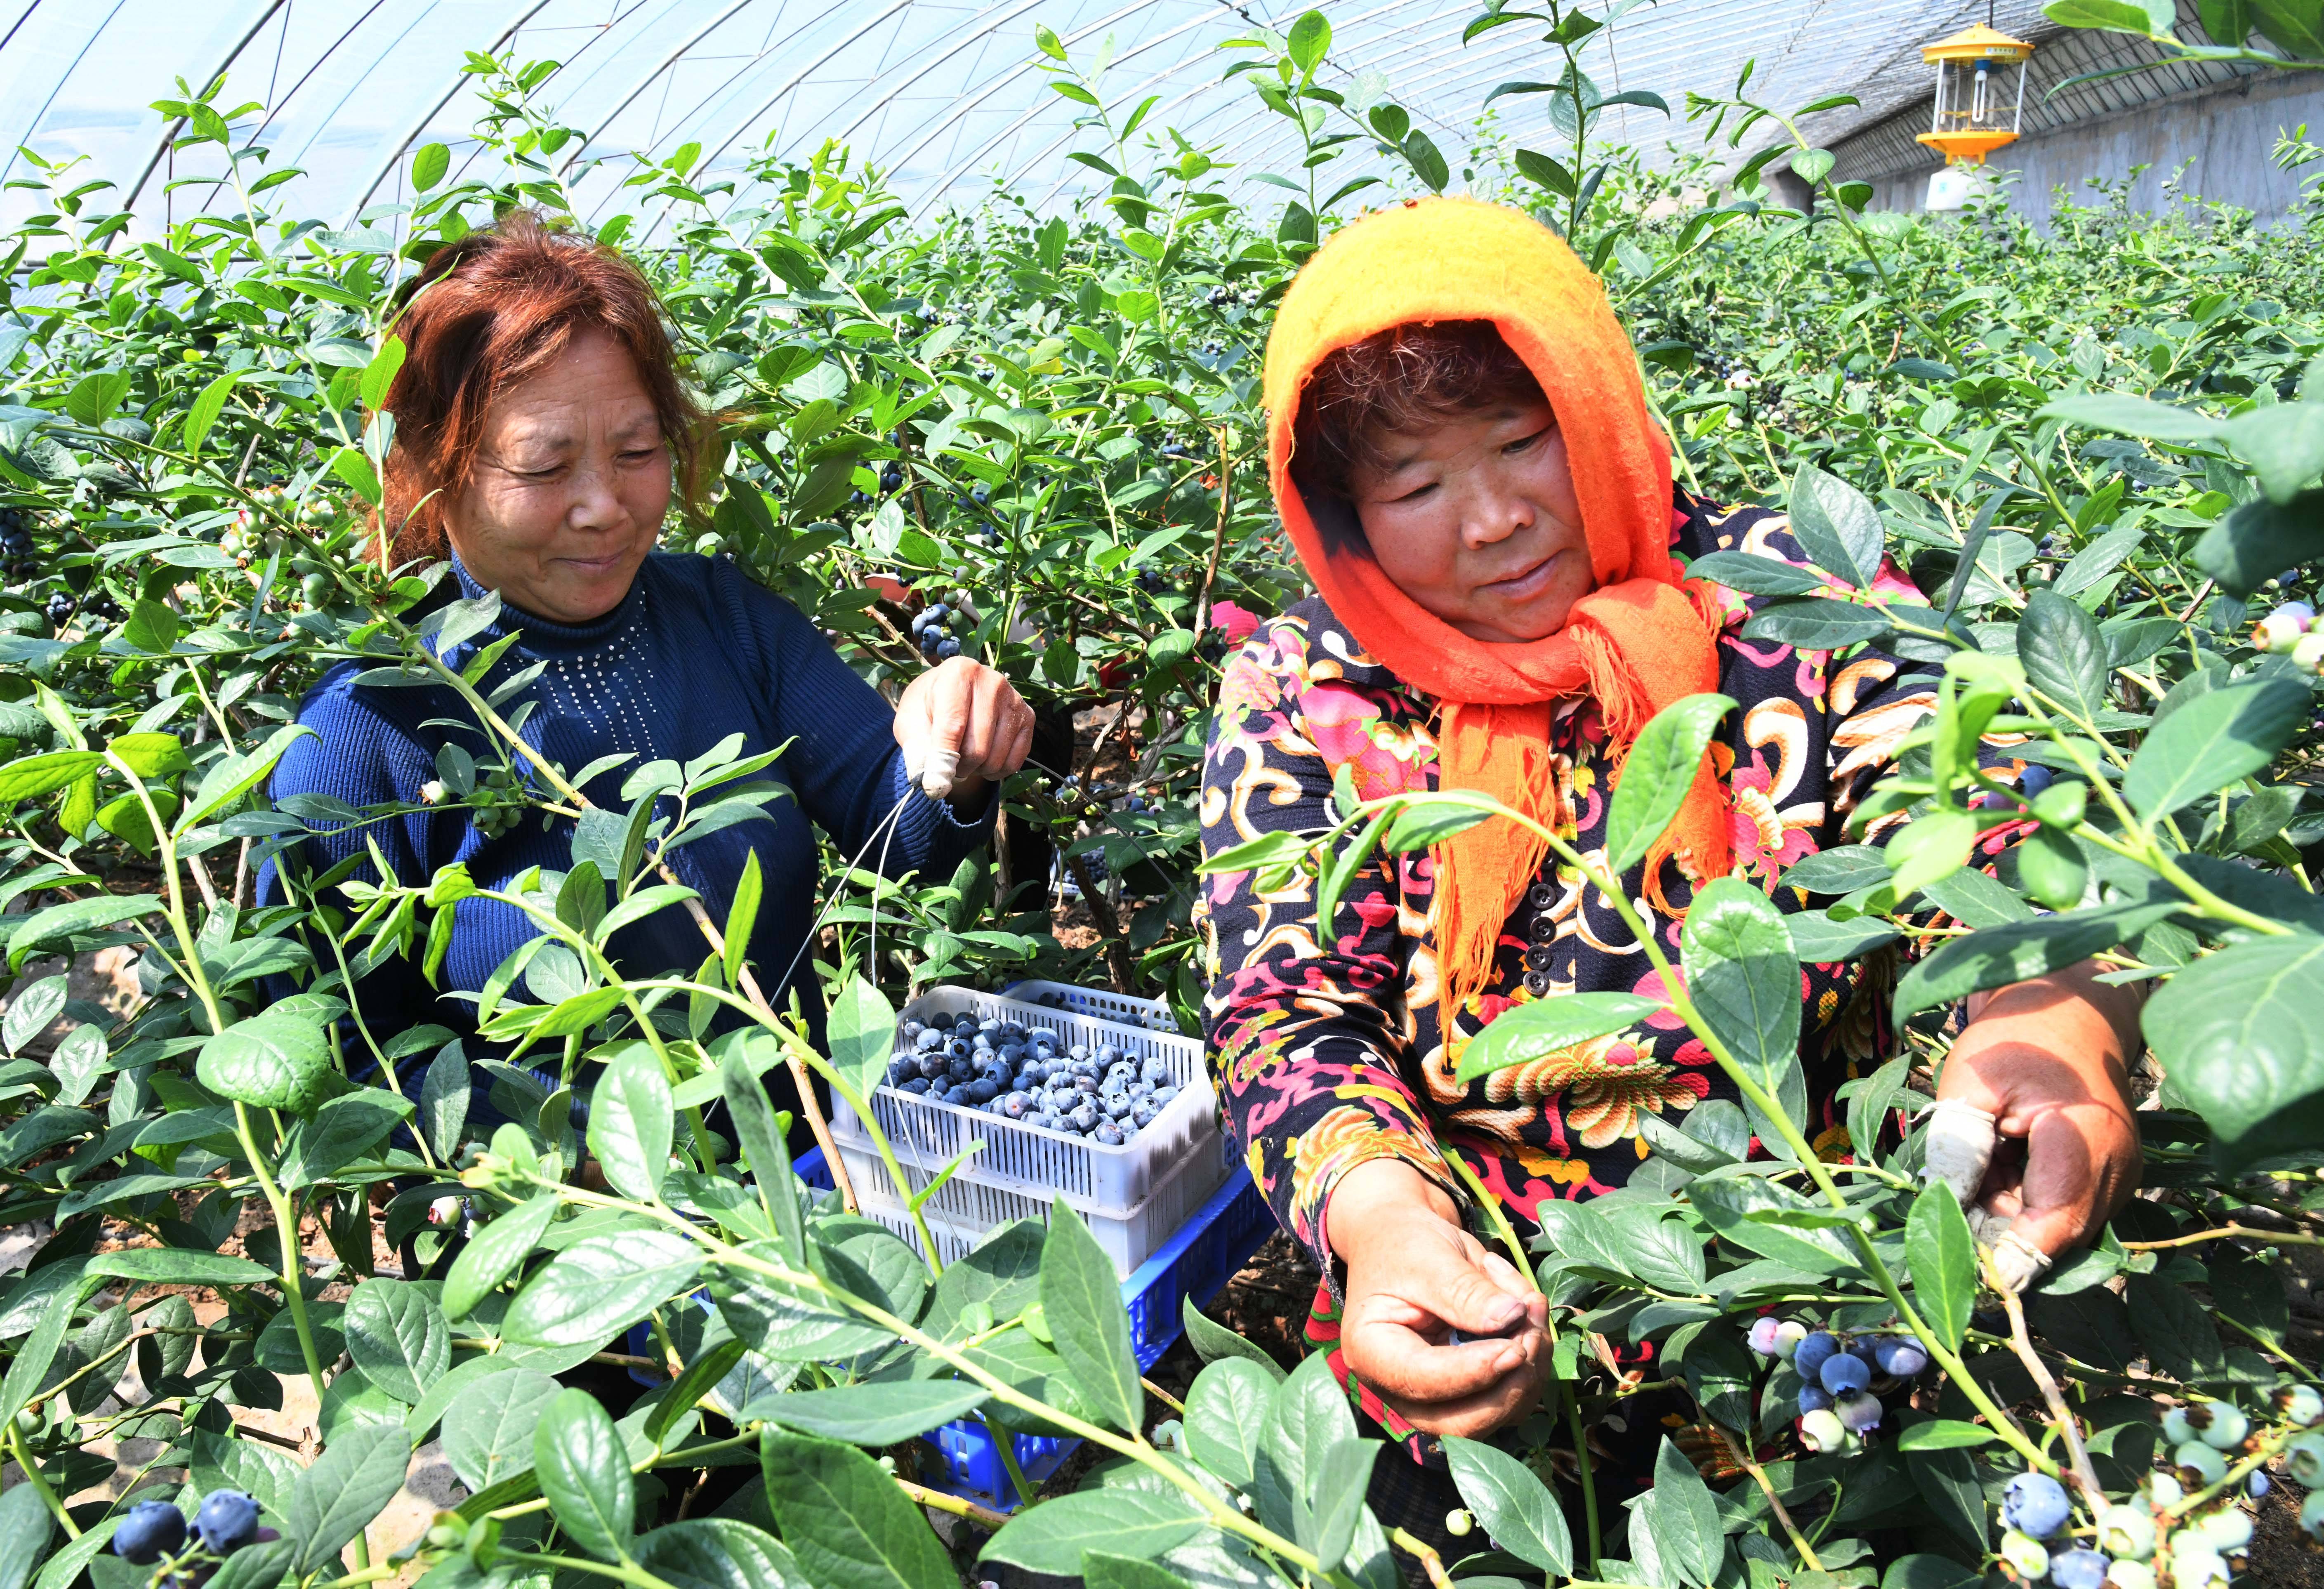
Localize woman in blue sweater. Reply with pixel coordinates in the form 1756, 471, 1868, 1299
262, 212, 1029, 1070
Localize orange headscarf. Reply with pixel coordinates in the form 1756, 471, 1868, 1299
1263, 196, 1732, 1023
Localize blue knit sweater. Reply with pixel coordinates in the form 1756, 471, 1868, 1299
259, 549, 993, 1052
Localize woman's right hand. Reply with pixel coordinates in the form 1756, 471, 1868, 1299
1327, 1159, 1552, 1438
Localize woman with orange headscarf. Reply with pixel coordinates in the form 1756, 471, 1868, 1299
1195, 198, 2142, 1547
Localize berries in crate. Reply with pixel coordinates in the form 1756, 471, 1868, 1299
828, 983, 1228, 1276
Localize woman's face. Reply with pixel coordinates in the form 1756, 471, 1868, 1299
1349, 398, 1591, 644
445, 327, 672, 624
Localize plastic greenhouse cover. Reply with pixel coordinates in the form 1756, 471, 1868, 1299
0, 0, 2053, 235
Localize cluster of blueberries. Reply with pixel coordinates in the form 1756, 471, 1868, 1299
886, 1013, 1179, 1145
113, 1489, 265, 1574
0, 507, 33, 582
911, 599, 969, 662
1748, 1316, 1928, 1446
1997, 1473, 2118, 1589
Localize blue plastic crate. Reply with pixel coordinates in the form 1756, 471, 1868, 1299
916, 1164, 1274, 1511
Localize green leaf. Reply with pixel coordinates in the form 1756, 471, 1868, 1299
1286, 10, 1332, 73
2192, 491, 2324, 597
0, 1283, 80, 1429
2017, 589, 2110, 725
1788, 463, 1883, 589
1747, 592, 1887, 650
1684, 549, 1825, 596
981, 1488, 1206, 1576
2225, 400, 2324, 502
283, 1421, 412, 1574
1681, 877, 1805, 1154
2054, 522, 2148, 597
343, 1278, 449, 1405
0, 750, 103, 804
501, 1230, 701, 1349
1183, 1356, 1275, 1488
632, 1520, 805, 1589
420, 1040, 470, 1162
2036, 390, 2222, 441
441, 1369, 560, 1492
1895, 1419, 1999, 1451
405, 1354, 523, 1443
179, 724, 315, 832
411, 143, 451, 191
1255, 1349, 1352, 1540
2122, 678, 2307, 818
278, 1088, 411, 1186
1454, 993, 1666, 1083
330, 445, 383, 505
2143, 934, 2324, 1172
1885, 810, 1978, 902
825, 975, 895, 1105
83, 1248, 271, 1288
1040, 1203, 1142, 1431
1400, 130, 1450, 193
7, 894, 164, 971
442, 1194, 559, 1319
1081, 1553, 1194, 1589
588, 1044, 674, 1203
1531, 1198, 1634, 1280
1, 976, 64, 1054
2253, 0, 2324, 54
1378, 797, 1490, 851
747, 1381, 991, 1445
0, 1481, 53, 1589
1687, 1175, 1860, 1274
1904, 1445, 1987, 1551
762, 1430, 959, 1588
64, 370, 131, 428
1604, 693, 1736, 873
1308, 1438, 1379, 1568
1905, 1181, 1975, 1352
1442, 1435, 1571, 1575
645, 1338, 746, 1448
534, 1388, 633, 1560
1791, 148, 1836, 186
723, 849, 763, 986
1180, 1296, 1285, 1381
721, 1048, 802, 1264
711, 1240, 891, 1363
358, 336, 406, 413
196, 1009, 332, 1111
1647, 1436, 1722, 1587
1893, 899, 2183, 1022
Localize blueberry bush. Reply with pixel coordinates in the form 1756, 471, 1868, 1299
0, 7, 2320, 1589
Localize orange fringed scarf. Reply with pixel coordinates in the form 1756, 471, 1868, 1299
1262, 197, 1732, 1024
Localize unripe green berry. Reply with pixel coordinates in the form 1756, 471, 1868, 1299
1445, 1509, 1472, 1538
2096, 1504, 2156, 1561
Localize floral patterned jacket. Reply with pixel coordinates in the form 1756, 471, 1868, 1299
1195, 493, 1983, 1290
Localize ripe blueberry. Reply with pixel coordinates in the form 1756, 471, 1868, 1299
195, 1490, 261, 1554
113, 1501, 187, 1565
2000, 1471, 2070, 1539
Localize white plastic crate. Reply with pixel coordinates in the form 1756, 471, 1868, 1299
845, 1139, 1231, 1277
829, 984, 1225, 1219
1002, 978, 1181, 1033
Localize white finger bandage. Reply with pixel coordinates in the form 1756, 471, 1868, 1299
1921, 1099, 1998, 1208
1990, 1228, 2053, 1295
903, 739, 959, 800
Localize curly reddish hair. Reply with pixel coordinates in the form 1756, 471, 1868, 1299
1289, 319, 1544, 507
373, 210, 707, 566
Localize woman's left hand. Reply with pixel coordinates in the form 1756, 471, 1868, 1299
893, 657, 1035, 805
1940, 958, 2145, 1268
